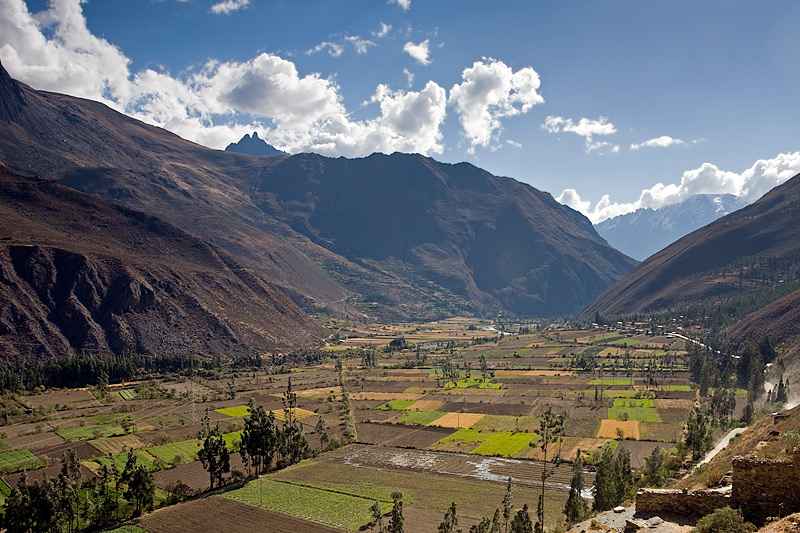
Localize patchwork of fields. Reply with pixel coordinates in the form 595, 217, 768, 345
0, 321, 700, 531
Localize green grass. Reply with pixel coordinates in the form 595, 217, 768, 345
103, 526, 147, 533
118, 389, 138, 400
607, 398, 661, 422
376, 400, 417, 411
223, 430, 243, 451
216, 405, 251, 417
0, 439, 12, 452
435, 429, 536, 456
146, 440, 200, 465
608, 338, 641, 347
588, 378, 634, 386
662, 385, 693, 392
56, 425, 120, 440
471, 415, 539, 433
400, 410, 446, 425
0, 450, 43, 472
225, 478, 390, 530
93, 450, 155, 472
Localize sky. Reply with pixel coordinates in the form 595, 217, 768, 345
1, 0, 799, 222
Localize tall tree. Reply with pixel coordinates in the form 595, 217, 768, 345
439, 502, 462, 533
388, 491, 404, 533
534, 407, 565, 533
563, 450, 589, 524
502, 477, 513, 532
685, 405, 710, 461
198, 411, 231, 490
510, 505, 534, 533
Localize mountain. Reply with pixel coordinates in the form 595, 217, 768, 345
0, 62, 636, 319
0, 164, 324, 361
225, 132, 287, 157
594, 194, 747, 261
577, 171, 800, 321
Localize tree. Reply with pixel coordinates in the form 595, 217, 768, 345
198, 411, 231, 490
388, 491, 404, 533
510, 505, 534, 533
593, 445, 622, 512
643, 446, 666, 487
563, 450, 589, 524
480, 355, 489, 382
125, 464, 155, 515
502, 477, 513, 532
371, 500, 385, 533
315, 416, 329, 451
695, 506, 755, 533
534, 407, 565, 533
685, 405, 710, 461
470, 517, 492, 533
241, 403, 278, 475
439, 501, 462, 533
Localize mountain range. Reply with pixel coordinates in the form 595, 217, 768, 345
595, 194, 747, 261
225, 132, 287, 157
0, 62, 636, 331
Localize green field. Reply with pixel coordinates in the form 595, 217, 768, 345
435, 429, 536, 456
216, 405, 251, 418
223, 430, 243, 451
56, 425, 120, 440
444, 377, 502, 389
471, 415, 539, 433
146, 440, 200, 465
93, 450, 155, 472
662, 385, 693, 392
608, 398, 660, 422
225, 478, 390, 530
400, 410, 445, 425
377, 400, 416, 411
119, 389, 138, 400
0, 450, 43, 472
0, 439, 12, 452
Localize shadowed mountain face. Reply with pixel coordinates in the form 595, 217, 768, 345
0, 62, 636, 319
0, 166, 325, 361
578, 171, 800, 321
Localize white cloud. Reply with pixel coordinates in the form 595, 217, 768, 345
373, 22, 392, 38
542, 115, 617, 152
344, 35, 374, 54
0, 0, 452, 159
403, 68, 414, 88
390, 0, 411, 11
630, 135, 685, 150
558, 151, 800, 223
210, 0, 250, 15
403, 39, 430, 65
448, 58, 543, 153
306, 41, 343, 57
506, 139, 522, 149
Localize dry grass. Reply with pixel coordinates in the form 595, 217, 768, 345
597, 419, 640, 439
350, 392, 423, 401
428, 412, 485, 429
405, 400, 445, 411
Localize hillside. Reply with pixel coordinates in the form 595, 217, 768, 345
595, 194, 746, 261
0, 62, 636, 319
0, 165, 324, 360
578, 172, 800, 321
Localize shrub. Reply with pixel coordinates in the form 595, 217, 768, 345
695, 507, 755, 533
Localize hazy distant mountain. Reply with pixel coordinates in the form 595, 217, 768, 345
595, 194, 748, 261
578, 172, 800, 321
225, 132, 287, 157
0, 62, 635, 322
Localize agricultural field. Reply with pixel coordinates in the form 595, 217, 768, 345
0, 320, 696, 530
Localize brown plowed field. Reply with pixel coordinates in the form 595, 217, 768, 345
6, 431, 65, 449
406, 400, 444, 411
21, 390, 100, 410
350, 392, 422, 401
428, 412, 484, 429
439, 402, 533, 416
615, 440, 674, 469
152, 452, 247, 492
33, 440, 101, 461
356, 422, 454, 448
3, 463, 96, 489
138, 495, 342, 533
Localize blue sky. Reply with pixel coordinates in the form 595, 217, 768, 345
2, 0, 799, 221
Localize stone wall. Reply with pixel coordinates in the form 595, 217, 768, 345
636, 487, 731, 517
635, 448, 800, 523
731, 448, 800, 522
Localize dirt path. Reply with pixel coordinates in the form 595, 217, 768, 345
695, 426, 747, 469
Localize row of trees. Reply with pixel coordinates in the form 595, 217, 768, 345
2, 449, 155, 532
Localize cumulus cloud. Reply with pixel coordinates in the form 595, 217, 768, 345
210, 0, 250, 15
558, 151, 800, 223
390, 0, 411, 11
542, 115, 617, 152
0, 0, 457, 158
449, 58, 544, 153
403, 39, 430, 65
630, 135, 685, 150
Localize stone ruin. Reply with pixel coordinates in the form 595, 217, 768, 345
636, 446, 800, 524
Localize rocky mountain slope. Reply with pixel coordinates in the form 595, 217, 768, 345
0, 165, 324, 360
578, 171, 800, 321
595, 194, 747, 261
0, 62, 636, 319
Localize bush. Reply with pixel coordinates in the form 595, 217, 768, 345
695, 507, 755, 533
